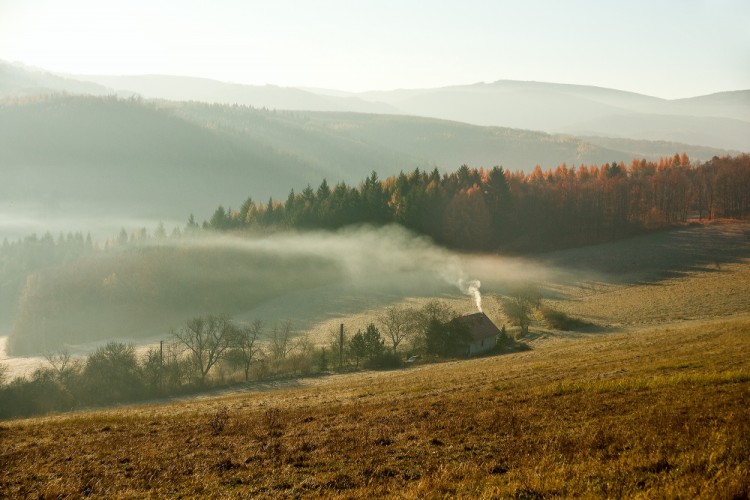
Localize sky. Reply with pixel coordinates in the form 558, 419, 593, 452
0, 0, 748, 99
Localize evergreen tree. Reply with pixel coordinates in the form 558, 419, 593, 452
349, 330, 367, 368
362, 323, 385, 359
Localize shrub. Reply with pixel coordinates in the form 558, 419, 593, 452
364, 352, 402, 370
540, 307, 589, 331
79, 342, 144, 405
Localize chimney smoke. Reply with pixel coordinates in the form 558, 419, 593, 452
458, 279, 482, 312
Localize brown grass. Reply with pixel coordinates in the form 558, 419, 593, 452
545, 259, 750, 328
1, 316, 748, 498
2, 221, 749, 498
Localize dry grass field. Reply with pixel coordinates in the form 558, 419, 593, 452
1, 220, 749, 498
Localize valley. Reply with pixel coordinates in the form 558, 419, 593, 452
1, 220, 748, 497
1, 24, 748, 497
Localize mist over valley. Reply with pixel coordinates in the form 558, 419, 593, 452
0, 64, 740, 242
1, 60, 747, 363
1, 3, 749, 494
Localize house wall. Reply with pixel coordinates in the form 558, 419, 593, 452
468, 335, 496, 355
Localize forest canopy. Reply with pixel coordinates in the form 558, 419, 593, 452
205, 154, 750, 251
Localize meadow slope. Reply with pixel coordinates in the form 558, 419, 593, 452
1, 221, 749, 498
0, 317, 747, 498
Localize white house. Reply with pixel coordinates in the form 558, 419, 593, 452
456, 312, 500, 356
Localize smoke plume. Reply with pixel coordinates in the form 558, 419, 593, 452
458, 279, 482, 312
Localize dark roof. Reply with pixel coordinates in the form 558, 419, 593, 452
454, 312, 501, 341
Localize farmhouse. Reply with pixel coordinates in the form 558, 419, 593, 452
456, 312, 501, 356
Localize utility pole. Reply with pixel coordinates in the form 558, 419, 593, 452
159, 340, 164, 392
339, 323, 344, 369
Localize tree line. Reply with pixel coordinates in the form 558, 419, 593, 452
1, 300, 512, 419
205, 154, 750, 251
0, 232, 96, 328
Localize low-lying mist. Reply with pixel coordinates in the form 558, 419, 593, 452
0, 205, 183, 242
5, 224, 572, 356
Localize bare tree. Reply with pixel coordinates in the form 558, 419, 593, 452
378, 305, 413, 355
269, 319, 296, 361
43, 349, 79, 383
0, 362, 8, 386
172, 315, 236, 384
232, 319, 263, 381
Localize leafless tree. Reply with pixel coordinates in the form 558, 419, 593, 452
378, 305, 414, 355
232, 319, 264, 381
43, 349, 78, 382
269, 319, 296, 361
172, 315, 236, 384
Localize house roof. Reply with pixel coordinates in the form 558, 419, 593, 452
454, 312, 501, 341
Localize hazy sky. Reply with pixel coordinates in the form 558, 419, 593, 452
1, 0, 748, 98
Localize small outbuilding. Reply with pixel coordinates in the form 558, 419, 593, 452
455, 312, 501, 356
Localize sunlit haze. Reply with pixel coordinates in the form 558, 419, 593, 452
1, 0, 748, 98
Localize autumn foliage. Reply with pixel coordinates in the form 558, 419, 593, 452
209, 154, 750, 251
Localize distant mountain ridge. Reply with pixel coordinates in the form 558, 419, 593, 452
0, 94, 735, 230
77, 73, 401, 115
2, 59, 747, 151
356, 80, 750, 151
0, 60, 744, 240
0, 60, 109, 97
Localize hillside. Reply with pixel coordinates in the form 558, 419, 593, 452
70, 72, 750, 151
2, 223, 475, 355
77, 74, 399, 114
0, 96, 331, 222
5, 213, 749, 359
0, 60, 109, 98
2, 306, 747, 497
2, 222, 748, 496
3, 239, 346, 354
81, 74, 750, 151
4, 60, 747, 152
0, 94, 735, 242
171, 103, 631, 173
671, 90, 750, 121
357, 81, 750, 151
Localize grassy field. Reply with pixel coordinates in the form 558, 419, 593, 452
1, 221, 749, 498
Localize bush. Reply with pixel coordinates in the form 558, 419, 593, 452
0, 370, 77, 418
502, 286, 541, 335
364, 352, 402, 370
540, 307, 588, 331
79, 342, 144, 405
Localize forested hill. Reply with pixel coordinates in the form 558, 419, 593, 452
2, 155, 747, 354
205, 154, 750, 252
69, 70, 750, 151
0, 95, 322, 220
0, 95, 734, 225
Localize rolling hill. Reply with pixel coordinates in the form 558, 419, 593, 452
0, 94, 734, 241
66, 71, 749, 151
2, 220, 748, 497
0, 60, 109, 98
357, 81, 750, 151
77, 73, 400, 114
0, 95, 323, 222
3, 60, 747, 152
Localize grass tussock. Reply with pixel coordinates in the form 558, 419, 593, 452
1, 316, 748, 498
